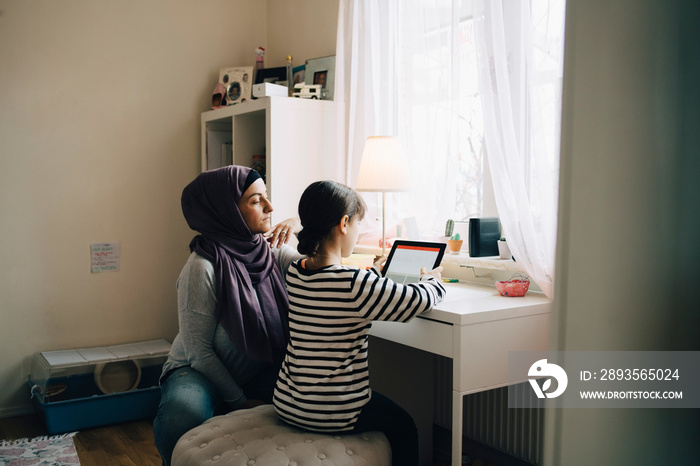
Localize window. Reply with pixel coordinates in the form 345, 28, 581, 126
392, 1, 493, 235
337, 0, 565, 296
455, 16, 487, 221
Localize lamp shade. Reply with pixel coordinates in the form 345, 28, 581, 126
355, 136, 411, 192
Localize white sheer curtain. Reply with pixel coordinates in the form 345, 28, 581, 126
473, 0, 565, 297
336, 0, 463, 243
335, 0, 399, 184
336, 0, 565, 298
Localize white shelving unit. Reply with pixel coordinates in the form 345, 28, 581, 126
201, 97, 336, 222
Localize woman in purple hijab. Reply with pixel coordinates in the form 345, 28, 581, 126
153, 166, 302, 465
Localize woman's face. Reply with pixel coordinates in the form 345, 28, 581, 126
238, 178, 273, 234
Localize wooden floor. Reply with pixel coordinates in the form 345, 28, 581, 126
1, 414, 526, 466
0, 413, 161, 466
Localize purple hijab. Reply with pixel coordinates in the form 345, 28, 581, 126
181, 166, 289, 363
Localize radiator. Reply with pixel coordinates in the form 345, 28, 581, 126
433, 358, 544, 465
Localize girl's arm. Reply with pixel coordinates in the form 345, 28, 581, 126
354, 268, 446, 323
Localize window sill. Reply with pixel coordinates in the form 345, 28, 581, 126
352, 244, 538, 291
352, 245, 524, 272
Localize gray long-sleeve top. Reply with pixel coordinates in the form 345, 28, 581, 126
160, 245, 301, 408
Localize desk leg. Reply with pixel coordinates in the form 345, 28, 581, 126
451, 390, 463, 466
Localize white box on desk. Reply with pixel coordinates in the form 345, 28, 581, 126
253, 82, 288, 98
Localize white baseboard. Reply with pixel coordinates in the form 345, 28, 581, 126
0, 404, 35, 419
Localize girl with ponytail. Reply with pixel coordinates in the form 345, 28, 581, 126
274, 180, 446, 466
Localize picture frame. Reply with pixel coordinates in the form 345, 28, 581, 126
219, 66, 253, 105
292, 65, 305, 86
304, 55, 335, 100
255, 66, 288, 85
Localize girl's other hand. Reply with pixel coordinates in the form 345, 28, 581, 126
265, 217, 301, 248
420, 266, 443, 281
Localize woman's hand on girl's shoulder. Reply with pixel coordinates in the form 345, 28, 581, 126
265, 217, 301, 248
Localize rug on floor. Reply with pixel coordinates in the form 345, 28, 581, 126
0, 432, 79, 466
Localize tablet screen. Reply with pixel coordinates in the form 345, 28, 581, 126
382, 240, 446, 284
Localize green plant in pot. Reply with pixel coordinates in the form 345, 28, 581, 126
440, 219, 457, 244
445, 219, 455, 238
447, 232, 463, 253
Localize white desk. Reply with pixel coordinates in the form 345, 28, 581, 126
370, 282, 552, 466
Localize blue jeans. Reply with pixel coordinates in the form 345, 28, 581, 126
152, 366, 278, 465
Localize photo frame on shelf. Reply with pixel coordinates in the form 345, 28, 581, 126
304, 55, 335, 100
292, 65, 305, 86
255, 66, 288, 85
219, 66, 253, 105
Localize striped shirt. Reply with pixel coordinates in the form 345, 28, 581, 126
273, 260, 446, 432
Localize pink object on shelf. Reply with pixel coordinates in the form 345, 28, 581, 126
211, 83, 227, 109
496, 278, 530, 297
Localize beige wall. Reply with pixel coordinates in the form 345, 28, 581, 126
266, 0, 339, 68
0, 0, 338, 415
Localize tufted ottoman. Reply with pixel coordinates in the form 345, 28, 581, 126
170, 405, 391, 466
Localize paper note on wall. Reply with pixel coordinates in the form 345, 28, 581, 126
91, 242, 119, 273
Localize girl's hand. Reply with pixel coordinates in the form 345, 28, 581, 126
373, 255, 387, 273
265, 217, 301, 248
420, 266, 443, 281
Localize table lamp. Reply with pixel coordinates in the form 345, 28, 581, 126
355, 136, 411, 257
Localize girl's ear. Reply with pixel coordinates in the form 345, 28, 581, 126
339, 215, 350, 234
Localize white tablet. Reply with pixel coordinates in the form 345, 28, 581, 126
382, 240, 446, 284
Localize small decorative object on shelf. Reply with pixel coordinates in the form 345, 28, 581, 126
496, 273, 530, 297
447, 232, 463, 253
211, 83, 227, 109
251, 155, 266, 182
498, 236, 512, 260
305, 55, 335, 100
219, 66, 253, 105
438, 219, 454, 243
252, 47, 265, 99
293, 64, 305, 87
254, 47, 265, 72
254, 66, 288, 86
286, 55, 294, 97
445, 219, 455, 238
292, 83, 323, 99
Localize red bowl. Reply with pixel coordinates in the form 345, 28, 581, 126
496, 279, 530, 297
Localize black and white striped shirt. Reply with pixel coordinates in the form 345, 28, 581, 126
273, 260, 445, 432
